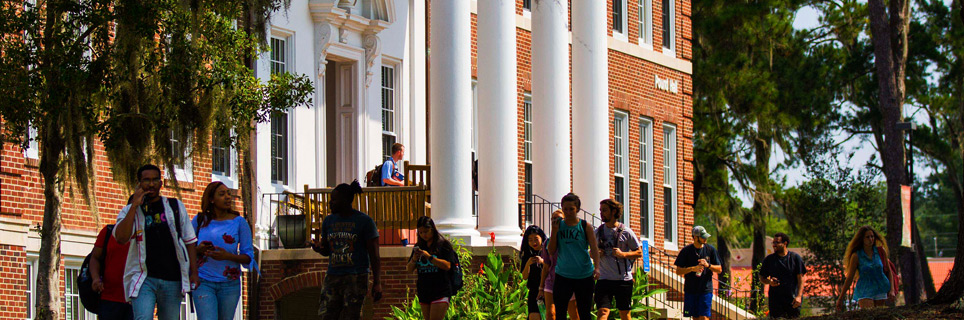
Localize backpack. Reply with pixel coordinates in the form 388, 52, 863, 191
79, 225, 115, 313
365, 163, 385, 187
596, 222, 635, 275
450, 262, 464, 293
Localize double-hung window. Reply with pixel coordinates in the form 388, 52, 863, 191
26, 259, 37, 319
523, 93, 533, 223
170, 129, 194, 182
613, 0, 628, 40
638, 0, 653, 47
65, 268, 96, 320
613, 111, 630, 223
661, 0, 675, 52
663, 124, 677, 246
381, 65, 397, 160
639, 118, 654, 240
270, 36, 290, 186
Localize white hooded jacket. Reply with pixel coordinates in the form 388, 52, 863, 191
114, 197, 197, 300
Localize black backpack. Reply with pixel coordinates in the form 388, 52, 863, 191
79, 224, 114, 313
450, 262, 464, 293
365, 163, 385, 187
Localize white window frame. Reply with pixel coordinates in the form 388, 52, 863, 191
614, 111, 631, 224
25, 125, 39, 159
613, 0, 629, 41
523, 93, 533, 164
639, 118, 654, 241
638, 0, 653, 50
523, 0, 532, 18
167, 130, 194, 183
663, 123, 678, 249
64, 264, 96, 320
381, 64, 399, 160
25, 257, 37, 320
210, 129, 237, 188
269, 110, 291, 187
269, 36, 289, 75
470, 79, 479, 161
661, 0, 676, 55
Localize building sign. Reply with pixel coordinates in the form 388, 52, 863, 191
641, 239, 650, 273
655, 75, 679, 94
901, 185, 912, 247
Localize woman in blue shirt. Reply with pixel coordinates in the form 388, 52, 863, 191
836, 225, 895, 311
192, 181, 256, 320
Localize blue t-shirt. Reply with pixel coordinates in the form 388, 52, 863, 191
555, 219, 595, 279
380, 159, 405, 186
321, 210, 380, 275
192, 215, 256, 282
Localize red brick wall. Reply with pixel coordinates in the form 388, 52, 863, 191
0, 245, 27, 319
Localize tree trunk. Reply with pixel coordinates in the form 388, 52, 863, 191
36, 121, 65, 320
241, 4, 261, 319
717, 236, 732, 298
914, 220, 937, 298
749, 135, 771, 312
868, 0, 921, 305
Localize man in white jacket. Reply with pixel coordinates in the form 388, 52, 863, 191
114, 164, 199, 320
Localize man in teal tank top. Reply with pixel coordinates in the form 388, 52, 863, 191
547, 193, 601, 320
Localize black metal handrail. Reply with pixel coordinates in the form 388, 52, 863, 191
518, 194, 602, 232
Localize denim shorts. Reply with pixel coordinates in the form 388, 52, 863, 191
683, 292, 713, 318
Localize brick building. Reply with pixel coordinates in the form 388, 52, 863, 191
1, 0, 698, 319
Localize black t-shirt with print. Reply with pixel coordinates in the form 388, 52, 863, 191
142, 200, 181, 281
415, 242, 457, 301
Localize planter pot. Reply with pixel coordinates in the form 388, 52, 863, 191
277, 215, 307, 249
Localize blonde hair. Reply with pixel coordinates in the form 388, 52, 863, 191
843, 225, 888, 276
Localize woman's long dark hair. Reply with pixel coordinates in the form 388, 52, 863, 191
519, 225, 547, 269
331, 180, 364, 214
197, 181, 239, 231
415, 216, 451, 254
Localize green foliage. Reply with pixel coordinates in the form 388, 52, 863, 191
782, 156, 886, 310
628, 268, 669, 319
386, 290, 422, 320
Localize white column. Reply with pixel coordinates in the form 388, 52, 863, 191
430, 0, 477, 241
477, 0, 521, 245
572, 0, 610, 205
532, 0, 571, 204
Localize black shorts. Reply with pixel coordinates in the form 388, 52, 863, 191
594, 280, 633, 311
768, 297, 801, 319
527, 286, 541, 314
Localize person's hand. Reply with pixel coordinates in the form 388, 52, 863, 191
698, 258, 710, 268
196, 241, 214, 256
537, 289, 544, 301
692, 265, 705, 274
371, 282, 383, 302
792, 296, 802, 308
92, 277, 104, 293
613, 248, 625, 258
551, 218, 560, 231
535, 256, 544, 265
768, 276, 781, 287
310, 238, 329, 255
835, 298, 844, 312
593, 266, 601, 280
887, 290, 896, 302
190, 269, 200, 290
206, 246, 231, 261
131, 186, 148, 207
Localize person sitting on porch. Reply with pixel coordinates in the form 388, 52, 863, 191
381, 143, 406, 186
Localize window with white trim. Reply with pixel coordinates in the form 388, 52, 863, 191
523, 0, 531, 11
270, 37, 288, 74
639, 118, 653, 240
523, 93, 533, 222
613, 0, 628, 40
25, 125, 39, 159
211, 130, 233, 178
169, 129, 194, 182
471, 79, 479, 160
663, 124, 677, 245
270, 111, 289, 185
26, 259, 36, 320
381, 65, 397, 160
661, 0, 675, 52
614, 111, 630, 223
65, 268, 96, 320
638, 0, 653, 47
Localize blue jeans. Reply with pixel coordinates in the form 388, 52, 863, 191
192, 280, 241, 320
131, 277, 183, 320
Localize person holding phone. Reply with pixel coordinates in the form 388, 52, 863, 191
311, 181, 383, 320
760, 233, 806, 318
520, 225, 547, 320
547, 193, 601, 320
406, 216, 457, 320
113, 164, 198, 320
191, 181, 256, 320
